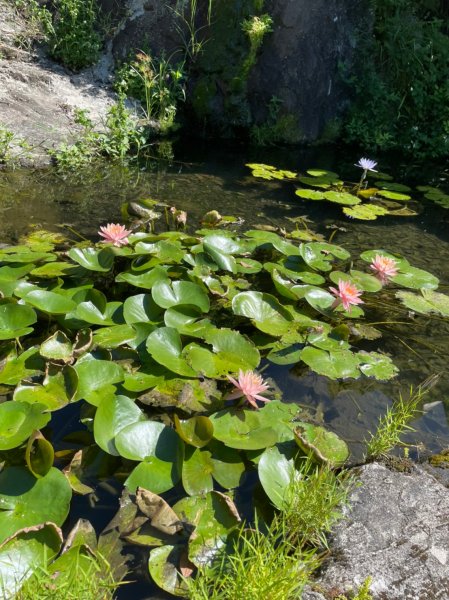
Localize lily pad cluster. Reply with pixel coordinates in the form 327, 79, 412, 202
247, 164, 419, 220
0, 222, 446, 594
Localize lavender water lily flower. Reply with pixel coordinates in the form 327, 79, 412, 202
355, 157, 378, 172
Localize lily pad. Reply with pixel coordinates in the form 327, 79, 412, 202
295, 189, 325, 200
322, 191, 361, 206
300, 347, 361, 379
209, 408, 278, 450
343, 204, 389, 220
0, 401, 50, 450
0, 303, 37, 340
294, 423, 349, 466
232, 291, 292, 335
174, 415, 214, 448
0, 467, 72, 544
68, 247, 114, 272
396, 289, 449, 316
258, 444, 297, 509
94, 395, 147, 456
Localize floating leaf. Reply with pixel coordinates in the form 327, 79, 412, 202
323, 191, 361, 206
295, 189, 325, 200
294, 424, 349, 466
94, 395, 147, 455
396, 289, 449, 316
377, 190, 411, 201
123, 293, 162, 324
0, 401, 50, 450
22, 290, 76, 315
25, 431, 54, 478
246, 163, 297, 180
152, 280, 210, 312
0, 467, 72, 544
358, 351, 399, 380
68, 247, 114, 272
74, 359, 124, 406
182, 447, 214, 496
374, 181, 411, 192
209, 408, 278, 450
0, 303, 37, 339
148, 545, 189, 597
258, 444, 297, 509
232, 291, 292, 335
40, 330, 73, 362
146, 327, 196, 377
343, 204, 389, 220
174, 415, 214, 448
300, 347, 360, 379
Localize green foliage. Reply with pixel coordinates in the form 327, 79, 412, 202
45, 0, 101, 71
50, 98, 146, 168
248, 162, 421, 221
344, 0, 449, 158
365, 378, 438, 459
336, 577, 373, 600
187, 460, 349, 599
0, 124, 31, 166
116, 51, 186, 134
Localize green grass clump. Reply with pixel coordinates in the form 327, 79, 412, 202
188, 460, 351, 599
365, 376, 438, 459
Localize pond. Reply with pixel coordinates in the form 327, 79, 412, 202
1, 141, 449, 597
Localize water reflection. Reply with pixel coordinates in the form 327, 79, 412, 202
1, 142, 449, 455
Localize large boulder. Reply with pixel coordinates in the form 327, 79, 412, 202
304, 462, 449, 600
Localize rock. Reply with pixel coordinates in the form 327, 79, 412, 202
304, 462, 449, 600
249, 0, 372, 142
0, 0, 115, 166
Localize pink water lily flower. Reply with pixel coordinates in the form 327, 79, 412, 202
330, 279, 364, 312
370, 254, 398, 285
98, 223, 132, 247
227, 370, 271, 409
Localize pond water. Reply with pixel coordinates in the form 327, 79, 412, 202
1, 141, 449, 597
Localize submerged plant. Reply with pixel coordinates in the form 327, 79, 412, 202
365, 377, 438, 459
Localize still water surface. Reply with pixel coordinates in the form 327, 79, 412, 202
1, 142, 449, 596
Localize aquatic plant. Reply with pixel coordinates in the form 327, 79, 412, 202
98, 223, 132, 247
0, 211, 446, 595
247, 161, 419, 221
330, 279, 364, 313
226, 369, 271, 408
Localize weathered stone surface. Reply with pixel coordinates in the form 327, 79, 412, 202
0, 1, 115, 165
249, 0, 371, 142
304, 462, 449, 600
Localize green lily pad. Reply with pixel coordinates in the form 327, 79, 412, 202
146, 327, 196, 377
258, 444, 297, 509
152, 280, 210, 312
357, 351, 399, 380
115, 266, 170, 289
300, 347, 361, 379
246, 163, 297, 180
94, 395, 147, 455
295, 189, 326, 200
93, 324, 136, 348
294, 423, 349, 466
174, 415, 214, 448
0, 303, 37, 339
182, 447, 214, 496
232, 291, 292, 335
0, 467, 72, 544
74, 358, 124, 406
209, 408, 278, 450
148, 544, 190, 597
377, 190, 411, 201
0, 401, 50, 450
123, 293, 162, 324
40, 331, 73, 362
393, 266, 439, 290
396, 289, 449, 316
25, 431, 54, 478
343, 204, 389, 220
208, 441, 245, 489
0, 523, 63, 597
68, 247, 115, 272
323, 191, 361, 206
0, 346, 43, 386
22, 290, 76, 315
374, 181, 411, 192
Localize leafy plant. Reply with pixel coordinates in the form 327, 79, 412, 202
365, 377, 438, 459
116, 51, 186, 134
247, 161, 420, 221
44, 0, 101, 71
0, 123, 31, 166
50, 97, 146, 168
343, 0, 449, 158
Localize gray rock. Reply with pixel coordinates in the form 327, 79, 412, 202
304, 463, 449, 600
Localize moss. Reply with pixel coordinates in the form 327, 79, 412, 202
319, 118, 343, 144
190, 0, 271, 134
251, 113, 302, 146
429, 449, 449, 468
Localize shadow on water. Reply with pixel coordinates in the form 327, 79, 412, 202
2, 141, 449, 597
